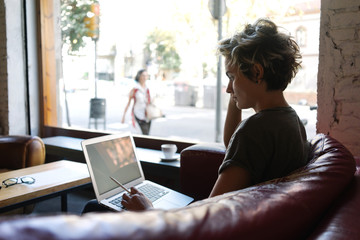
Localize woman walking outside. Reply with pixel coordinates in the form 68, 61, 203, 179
122, 69, 152, 135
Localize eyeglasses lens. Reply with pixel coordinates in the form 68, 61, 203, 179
21, 176, 35, 184
3, 178, 18, 187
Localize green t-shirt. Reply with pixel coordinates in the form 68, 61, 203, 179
219, 106, 310, 185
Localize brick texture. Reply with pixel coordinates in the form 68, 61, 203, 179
317, 0, 360, 156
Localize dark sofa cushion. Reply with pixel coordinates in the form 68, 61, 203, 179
308, 174, 360, 240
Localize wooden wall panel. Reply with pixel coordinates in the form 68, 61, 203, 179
39, 0, 57, 126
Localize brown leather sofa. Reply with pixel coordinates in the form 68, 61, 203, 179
0, 135, 45, 173
0, 134, 358, 239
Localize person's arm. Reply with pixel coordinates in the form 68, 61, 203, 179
209, 165, 251, 198
121, 89, 135, 123
223, 98, 242, 148
121, 187, 153, 211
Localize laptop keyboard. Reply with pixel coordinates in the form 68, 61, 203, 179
109, 183, 169, 209
138, 184, 170, 202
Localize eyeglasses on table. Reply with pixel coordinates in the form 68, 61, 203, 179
1, 176, 35, 189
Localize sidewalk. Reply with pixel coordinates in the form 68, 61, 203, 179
62, 81, 317, 143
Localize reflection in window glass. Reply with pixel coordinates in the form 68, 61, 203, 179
54, 0, 319, 142
296, 26, 307, 47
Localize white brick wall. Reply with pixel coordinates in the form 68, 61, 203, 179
5, 0, 28, 135
317, 0, 360, 156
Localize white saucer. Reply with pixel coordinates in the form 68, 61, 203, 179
160, 157, 179, 162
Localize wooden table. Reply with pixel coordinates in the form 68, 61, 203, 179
0, 160, 91, 213
43, 136, 181, 191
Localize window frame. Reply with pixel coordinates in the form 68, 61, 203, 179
37, 0, 197, 151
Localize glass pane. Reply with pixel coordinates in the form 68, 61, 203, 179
49, 0, 319, 142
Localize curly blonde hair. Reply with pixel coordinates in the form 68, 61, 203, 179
217, 18, 302, 91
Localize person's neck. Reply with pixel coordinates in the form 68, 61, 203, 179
254, 91, 289, 112
138, 82, 146, 88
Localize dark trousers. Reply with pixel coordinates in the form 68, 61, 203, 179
81, 199, 113, 214
135, 116, 151, 135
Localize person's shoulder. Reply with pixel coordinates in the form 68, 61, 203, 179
130, 87, 139, 96
251, 107, 296, 122
236, 115, 261, 136
238, 107, 290, 132
260, 106, 296, 115
240, 111, 266, 127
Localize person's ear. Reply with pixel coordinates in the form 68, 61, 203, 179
252, 64, 264, 83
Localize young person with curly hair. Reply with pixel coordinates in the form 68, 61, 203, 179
84, 18, 310, 212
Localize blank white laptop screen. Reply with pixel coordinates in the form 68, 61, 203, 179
85, 136, 141, 195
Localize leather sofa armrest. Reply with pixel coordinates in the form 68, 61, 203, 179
0, 135, 45, 170
180, 142, 226, 201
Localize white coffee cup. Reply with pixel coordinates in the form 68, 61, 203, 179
161, 144, 177, 159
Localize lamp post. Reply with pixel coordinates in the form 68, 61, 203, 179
209, 0, 227, 142
94, 39, 98, 98
85, 2, 106, 130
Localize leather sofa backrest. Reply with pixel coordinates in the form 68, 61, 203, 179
308, 173, 360, 239
180, 142, 226, 200
0, 134, 355, 240
0, 135, 45, 170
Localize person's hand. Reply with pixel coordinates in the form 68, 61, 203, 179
121, 187, 153, 211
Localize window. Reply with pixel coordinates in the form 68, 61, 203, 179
39, 0, 319, 142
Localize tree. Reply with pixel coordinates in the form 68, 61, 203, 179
61, 0, 97, 54
60, 0, 97, 126
144, 29, 181, 77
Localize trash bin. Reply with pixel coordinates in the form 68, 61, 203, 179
203, 85, 216, 109
174, 82, 198, 106
89, 98, 106, 129
203, 84, 229, 109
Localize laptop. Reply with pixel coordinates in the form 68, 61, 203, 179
81, 132, 194, 211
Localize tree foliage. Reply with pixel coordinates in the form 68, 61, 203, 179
144, 29, 181, 72
60, 0, 97, 54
